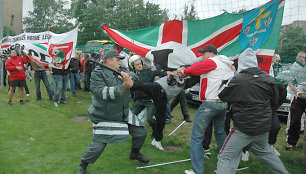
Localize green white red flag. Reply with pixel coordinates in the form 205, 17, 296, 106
102, 0, 285, 73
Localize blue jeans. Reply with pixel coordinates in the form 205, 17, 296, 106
34, 71, 52, 100
190, 101, 228, 174
53, 74, 68, 103
69, 72, 80, 95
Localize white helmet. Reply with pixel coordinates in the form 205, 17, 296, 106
129, 55, 143, 69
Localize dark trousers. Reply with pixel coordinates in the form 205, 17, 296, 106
2, 67, 7, 86
269, 111, 281, 145
202, 122, 213, 150
170, 91, 189, 118
142, 83, 167, 141
287, 98, 306, 146
81, 124, 147, 164
24, 81, 30, 94
84, 72, 91, 91
34, 71, 52, 100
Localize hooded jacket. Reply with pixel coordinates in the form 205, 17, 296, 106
5, 55, 30, 81
184, 54, 234, 101
218, 48, 279, 136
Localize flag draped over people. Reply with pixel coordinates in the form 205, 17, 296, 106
102, 0, 284, 73
0, 27, 78, 69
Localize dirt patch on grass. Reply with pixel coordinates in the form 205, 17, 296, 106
70, 116, 90, 122
165, 146, 183, 152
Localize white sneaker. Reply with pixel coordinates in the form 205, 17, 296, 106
184, 169, 196, 174
270, 145, 280, 156
54, 102, 58, 107
151, 139, 164, 150
241, 151, 249, 162
26, 94, 30, 96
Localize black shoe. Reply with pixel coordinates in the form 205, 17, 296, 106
130, 151, 149, 163
76, 161, 88, 174
184, 115, 192, 122
76, 165, 86, 174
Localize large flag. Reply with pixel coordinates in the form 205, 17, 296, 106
102, 0, 285, 73
0, 27, 78, 69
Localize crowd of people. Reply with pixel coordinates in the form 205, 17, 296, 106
0, 45, 305, 174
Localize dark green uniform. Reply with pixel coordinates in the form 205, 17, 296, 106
80, 64, 147, 164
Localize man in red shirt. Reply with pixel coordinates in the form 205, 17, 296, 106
5, 49, 31, 106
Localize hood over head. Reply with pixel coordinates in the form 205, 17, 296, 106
237, 48, 258, 73
216, 55, 234, 67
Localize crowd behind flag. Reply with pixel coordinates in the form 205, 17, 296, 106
102, 0, 284, 73
0, 27, 78, 69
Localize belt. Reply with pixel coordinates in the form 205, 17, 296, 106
205, 99, 223, 102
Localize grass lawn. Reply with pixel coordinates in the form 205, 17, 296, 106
0, 79, 304, 174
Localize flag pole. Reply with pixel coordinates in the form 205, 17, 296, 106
214, 167, 248, 173
168, 120, 186, 136
137, 158, 191, 169
137, 153, 211, 170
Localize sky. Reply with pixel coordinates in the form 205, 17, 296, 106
23, 0, 306, 25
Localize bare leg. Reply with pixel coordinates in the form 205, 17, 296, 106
19, 86, 24, 102
8, 86, 15, 102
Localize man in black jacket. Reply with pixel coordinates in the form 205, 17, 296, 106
216, 48, 289, 174
69, 54, 82, 96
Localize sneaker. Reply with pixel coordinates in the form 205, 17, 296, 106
26, 94, 30, 96
20, 100, 25, 104
270, 145, 280, 156
8, 101, 12, 106
151, 139, 164, 150
54, 102, 58, 107
241, 151, 249, 162
285, 144, 294, 151
184, 169, 196, 174
204, 149, 211, 158
165, 119, 171, 124
60, 101, 68, 104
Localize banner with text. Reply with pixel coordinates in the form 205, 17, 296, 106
0, 27, 78, 69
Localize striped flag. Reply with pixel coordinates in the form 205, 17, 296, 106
102, 0, 285, 73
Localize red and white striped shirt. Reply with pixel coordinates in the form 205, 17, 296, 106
184, 55, 234, 101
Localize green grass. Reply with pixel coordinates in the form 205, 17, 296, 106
0, 79, 304, 173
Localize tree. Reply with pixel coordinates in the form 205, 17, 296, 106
23, 0, 74, 33
276, 26, 306, 63
71, 0, 169, 45
181, 0, 199, 20
3, 26, 16, 37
